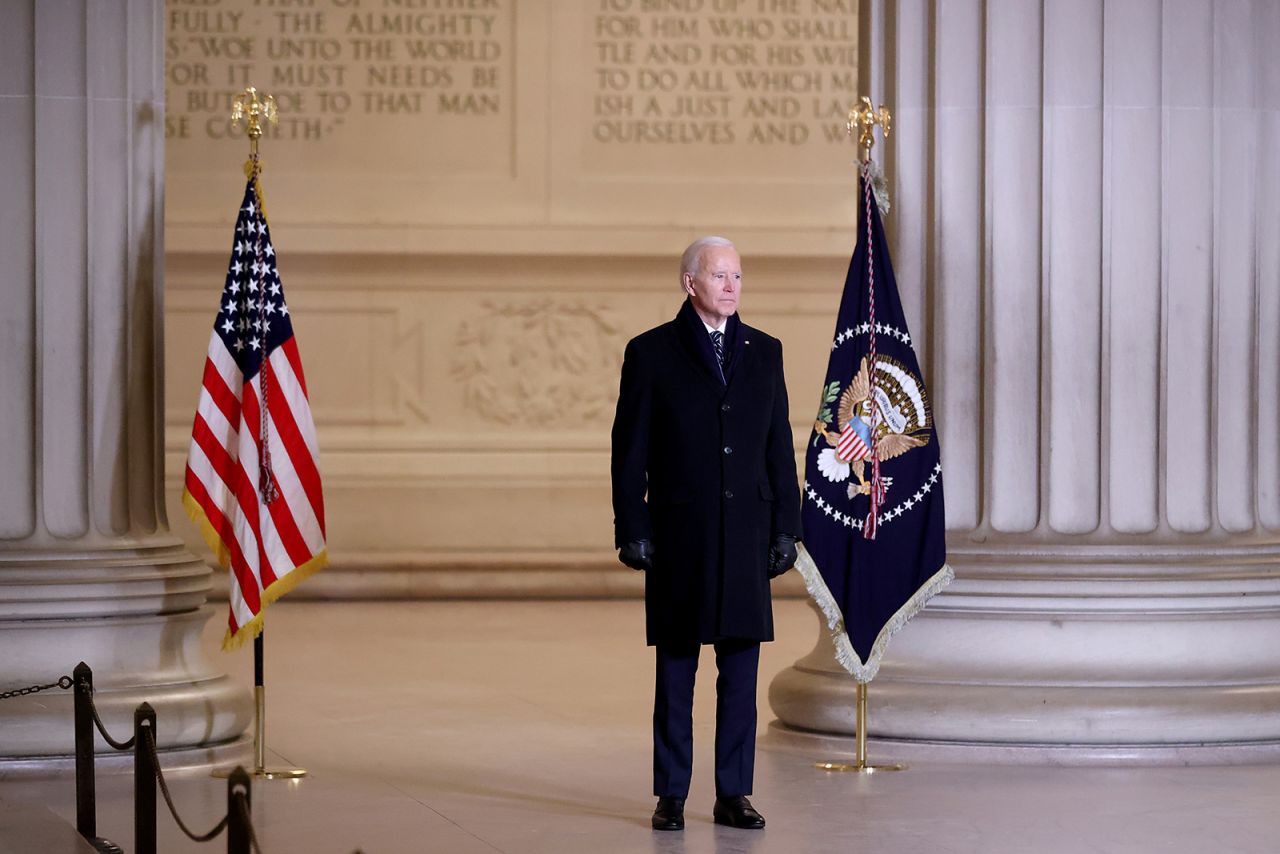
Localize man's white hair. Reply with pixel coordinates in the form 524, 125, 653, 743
680, 236, 736, 290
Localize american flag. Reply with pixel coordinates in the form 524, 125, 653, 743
182, 178, 327, 650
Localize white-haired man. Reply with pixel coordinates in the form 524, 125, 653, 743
611, 236, 802, 831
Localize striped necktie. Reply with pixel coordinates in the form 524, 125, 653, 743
710, 330, 726, 370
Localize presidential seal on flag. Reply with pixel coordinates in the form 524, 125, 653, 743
795, 160, 952, 683
814, 354, 931, 502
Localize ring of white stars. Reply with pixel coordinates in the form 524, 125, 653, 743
804, 463, 942, 530
831, 321, 912, 351
812, 320, 924, 527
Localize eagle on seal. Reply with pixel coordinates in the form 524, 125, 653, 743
813, 355, 932, 500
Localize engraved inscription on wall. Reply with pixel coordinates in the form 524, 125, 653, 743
588, 0, 857, 160
165, 0, 512, 177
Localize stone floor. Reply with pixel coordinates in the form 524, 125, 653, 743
3, 599, 1279, 853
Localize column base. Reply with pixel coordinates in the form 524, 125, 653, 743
0, 595, 252, 768
768, 544, 1280, 765
764, 721, 1280, 767
0, 734, 253, 780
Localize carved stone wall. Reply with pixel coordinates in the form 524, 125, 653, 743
162, 1, 864, 597
163, 250, 850, 595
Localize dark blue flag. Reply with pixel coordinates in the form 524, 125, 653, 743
796, 167, 952, 682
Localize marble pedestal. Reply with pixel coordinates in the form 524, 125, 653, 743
770, 542, 1280, 765
0, 0, 250, 774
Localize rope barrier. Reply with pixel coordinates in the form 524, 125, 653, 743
144, 729, 231, 843
54, 662, 365, 853
85, 683, 136, 750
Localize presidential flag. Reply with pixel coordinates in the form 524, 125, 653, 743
795, 164, 952, 682
182, 177, 327, 650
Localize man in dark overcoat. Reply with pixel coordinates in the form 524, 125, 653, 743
611, 236, 802, 831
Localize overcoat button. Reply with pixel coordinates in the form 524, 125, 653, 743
724, 489, 734, 499
723, 446, 733, 455
721, 403, 731, 412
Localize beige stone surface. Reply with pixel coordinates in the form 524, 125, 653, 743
163, 253, 848, 594
161, 0, 863, 593
164, 0, 863, 255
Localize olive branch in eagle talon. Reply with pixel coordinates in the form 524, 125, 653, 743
812, 355, 932, 501
812, 380, 841, 446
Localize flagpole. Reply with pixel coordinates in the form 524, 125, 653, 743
814, 96, 905, 776
252, 627, 306, 779
235, 87, 306, 781
212, 85, 305, 782
815, 682, 904, 774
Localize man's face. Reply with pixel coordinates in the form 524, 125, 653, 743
683, 245, 742, 325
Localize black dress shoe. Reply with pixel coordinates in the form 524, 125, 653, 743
652, 796, 685, 831
713, 795, 766, 829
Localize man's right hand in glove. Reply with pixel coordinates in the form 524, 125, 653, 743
619, 539, 654, 571
768, 534, 799, 579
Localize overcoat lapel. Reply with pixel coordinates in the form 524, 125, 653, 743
673, 300, 727, 392
723, 322, 753, 394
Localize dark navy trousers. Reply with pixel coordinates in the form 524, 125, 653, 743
652, 639, 760, 799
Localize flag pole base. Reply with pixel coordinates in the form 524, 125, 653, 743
814, 761, 906, 774
251, 766, 307, 780
213, 683, 307, 780
211, 765, 308, 780
813, 682, 906, 773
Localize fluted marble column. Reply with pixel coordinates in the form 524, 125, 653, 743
0, 0, 250, 771
770, 0, 1280, 763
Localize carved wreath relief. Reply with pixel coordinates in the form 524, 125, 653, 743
452, 301, 624, 427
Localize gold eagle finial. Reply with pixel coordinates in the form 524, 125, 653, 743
230, 86, 279, 177
847, 96, 891, 164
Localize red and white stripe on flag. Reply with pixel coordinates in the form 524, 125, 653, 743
182, 178, 327, 650
836, 424, 871, 462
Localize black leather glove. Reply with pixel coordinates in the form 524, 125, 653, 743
768, 534, 798, 579
619, 539, 654, 571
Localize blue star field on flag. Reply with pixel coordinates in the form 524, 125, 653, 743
217, 180, 294, 382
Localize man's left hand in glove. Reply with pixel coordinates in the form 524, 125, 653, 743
767, 534, 799, 579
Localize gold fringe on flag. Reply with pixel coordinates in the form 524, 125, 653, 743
182, 488, 329, 651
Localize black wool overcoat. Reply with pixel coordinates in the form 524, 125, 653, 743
611, 300, 802, 647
